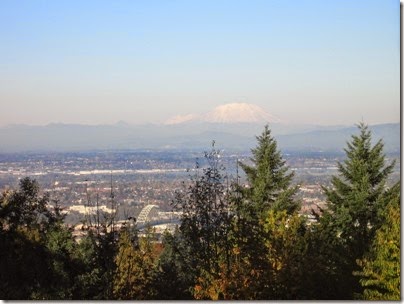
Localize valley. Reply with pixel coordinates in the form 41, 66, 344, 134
0, 149, 399, 227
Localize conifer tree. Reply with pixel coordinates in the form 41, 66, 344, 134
186, 125, 304, 300
322, 122, 396, 256
71, 232, 104, 299
239, 124, 299, 214
43, 201, 78, 299
318, 122, 398, 298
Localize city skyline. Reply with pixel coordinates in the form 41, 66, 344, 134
0, 0, 400, 126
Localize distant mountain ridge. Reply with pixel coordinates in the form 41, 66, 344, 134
277, 123, 400, 153
0, 121, 399, 153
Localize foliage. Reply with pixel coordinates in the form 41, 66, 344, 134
71, 224, 120, 299
152, 229, 194, 299
318, 122, 398, 298
355, 185, 400, 300
42, 224, 77, 298
239, 124, 299, 214
192, 249, 262, 300
323, 123, 396, 248
171, 143, 233, 296
220, 125, 302, 299
0, 123, 400, 300
71, 232, 107, 299
191, 210, 309, 300
0, 177, 53, 231
260, 210, 308, 299
72, 178, 121, 300
113, 226, 158, 300
0, 226, 49, 299
0, 178, 78, 299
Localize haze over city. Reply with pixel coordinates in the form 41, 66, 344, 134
0, 0, 399, 127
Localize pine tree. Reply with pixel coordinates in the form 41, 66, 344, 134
227, 125, 300, 298
323, 122, 396, 256
239, 124, 299, 214
318, 122, 398, 298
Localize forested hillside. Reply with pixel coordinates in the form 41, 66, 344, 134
0, 123, 400, 300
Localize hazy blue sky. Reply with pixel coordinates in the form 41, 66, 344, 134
0, 0, 400, 126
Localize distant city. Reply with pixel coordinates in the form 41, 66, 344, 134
0, 149, 399, 234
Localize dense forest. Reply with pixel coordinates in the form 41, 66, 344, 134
0, 123, 400, 300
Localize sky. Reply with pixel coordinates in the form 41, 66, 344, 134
0, 0, 400, 126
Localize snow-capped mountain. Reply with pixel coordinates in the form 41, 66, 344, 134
164, 103, 282, 125
203, 103, 282, 124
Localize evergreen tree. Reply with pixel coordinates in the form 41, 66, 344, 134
239, 124, 299, 214
323, 123, 396, 251
72, 232, 105, 299
42, 201, 78, 299
226, 125, 300, 299
318, 122, 398, 298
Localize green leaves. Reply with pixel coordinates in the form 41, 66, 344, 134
0, 177, 52, 231
113, 228, 155, 300
355, 189, 400, 300
171, 144, 233, 295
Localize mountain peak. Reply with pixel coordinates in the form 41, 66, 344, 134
203, 103, 281, 124
164, 103, 281, 125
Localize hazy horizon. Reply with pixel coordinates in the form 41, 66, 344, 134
0, 100, 400, 128
0, 0, 400, 127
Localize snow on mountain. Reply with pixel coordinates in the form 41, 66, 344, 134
203, 103, 281, 124
164, 103, 281, 125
